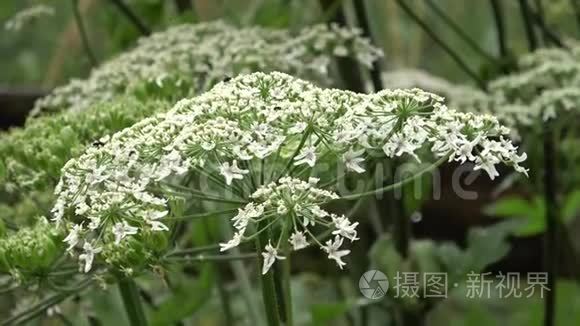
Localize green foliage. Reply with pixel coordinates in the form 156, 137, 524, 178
370, 221, 517, 306
0, 218, 63, 281
486, 191, 580, 237
0, 97, 169, 224
150, 265, 215, 326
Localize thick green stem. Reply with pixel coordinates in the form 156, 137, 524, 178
118, 278, 148, 326
542, 121, 558, 326
221, 220, 264, 325
282, 246, 293, 326
256, 223, 281, 326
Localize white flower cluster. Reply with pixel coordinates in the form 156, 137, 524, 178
452, 46, 580, 136
31, 21, 382, 117
52, 72, 527, 272
220, 177, 358, 273
381, 68, 455, 96
4, 4, 54, 31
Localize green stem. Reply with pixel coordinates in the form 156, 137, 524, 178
256, 223, 281, 326
221, 220, 264, 325
282, 245, 293, 326
71, 0, 97, 66
395, 0, 486, 90
118, 278, 148, 326
339, 155, 448, 201
165, 253, 257, 263
426, 0, 496, 64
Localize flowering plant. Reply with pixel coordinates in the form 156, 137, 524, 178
51, 72, 527, 275
31, 21, 382, 117
0, 21, 382, 227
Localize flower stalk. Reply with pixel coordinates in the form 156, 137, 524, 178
256, 222, 281, 326
118, 278, 148, 326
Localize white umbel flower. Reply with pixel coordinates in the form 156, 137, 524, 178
112, 221, 139, 245
342, 148, 366, 173
52, 72, 527, 273
323, 236, 351, 269
289, 231, 309, 250
293, 146, 317, 167
220, 160, 249, 185
79, 242, 102, 273
262, 242, 286, 275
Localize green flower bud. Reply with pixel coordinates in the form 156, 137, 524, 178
0, 218, 63, 281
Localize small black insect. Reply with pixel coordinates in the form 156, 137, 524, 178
92, 140, 104, 147
222, 76, 232, 83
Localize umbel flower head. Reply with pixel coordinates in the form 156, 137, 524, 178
0, 21, 382, 226
0, 218, 63, 283
452, 45, 580, 137
4, 4, 54, 31
52, 72, 527, 273
31, 21, 382, 117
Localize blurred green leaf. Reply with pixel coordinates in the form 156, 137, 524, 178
311, 302, 351, 325
0, 160, 5, 182
562, 189, 580, 223
485, 197, 546, 236
464, 221, 516, 272
150, 265, 214, 326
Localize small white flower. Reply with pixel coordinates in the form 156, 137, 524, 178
334, 45, 348, 56
452, 137, 479, 164
75, 202, 90, 215
322, 236, 350, 269
310, 205, 328, 218
288, 122, 307, 134
144, 210, 169, 231
79, 242, 102, 273
63, 224, 83, 251
294, 146, 317, 167
87, 216, 101, 230
262, 241, 285, 274
331, 215, 359, 241
201, 141, 216, 151
112, 221, 138, 245
289, 231, 309, 250
342, 149, 366, 173
220, 160, 249, 185
474, 154, 500, 180
219, 231, 244, 252
308, 177, 320, 185
277, 203, 289, 215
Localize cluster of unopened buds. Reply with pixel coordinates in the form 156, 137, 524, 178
52, 72, 527, 274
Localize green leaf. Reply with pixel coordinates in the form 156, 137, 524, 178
435, 242, 467, 282
0, 160, 5, 181
484, 197, 533, 217
310, 299, 372, 325
485, 196, 546, 236
150, 265, 215, 326
369, 234, 403, 280
310, 302, 351, 325
464, 221, 516, 271
563, 189, 580, 223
